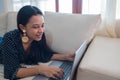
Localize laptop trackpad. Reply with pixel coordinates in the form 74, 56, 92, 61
49, 61, 63, 67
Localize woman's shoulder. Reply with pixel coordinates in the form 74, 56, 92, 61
0, 29, 20, 49
3, 29, 20, 39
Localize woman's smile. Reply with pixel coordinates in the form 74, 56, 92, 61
36, 33, 43, 39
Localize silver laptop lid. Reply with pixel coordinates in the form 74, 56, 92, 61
69, 40, 90, 80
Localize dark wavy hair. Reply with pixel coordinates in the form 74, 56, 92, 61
17, 5, 43, 33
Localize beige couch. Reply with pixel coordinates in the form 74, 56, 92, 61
0, 11, 120, 80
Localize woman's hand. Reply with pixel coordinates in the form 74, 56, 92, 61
35, 65, 64, 79
65, 52, 75, 61
51, 52, 75, 62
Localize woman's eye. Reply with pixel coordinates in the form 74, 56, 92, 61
41, 24, 44, 28
33, 26, 38, 28
32, 25, 39, 28
32, 24, 44, 28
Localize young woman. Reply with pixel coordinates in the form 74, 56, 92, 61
0, 5, 75, 80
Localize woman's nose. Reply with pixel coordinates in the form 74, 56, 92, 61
38, 27, 44, 33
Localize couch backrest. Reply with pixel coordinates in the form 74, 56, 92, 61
115, 19, 120, 37
0, 13, 7, 36
44, 12, 101, 53
6, 12, 17, 32
0, 11, 101, 53
0, 12, 17, 37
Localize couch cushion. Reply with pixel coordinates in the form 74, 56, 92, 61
6, 12, 17, 32
44, 12, 101, 53
0, 13, 7, 36
115, 19, 120, 38
77, 36, 120, 80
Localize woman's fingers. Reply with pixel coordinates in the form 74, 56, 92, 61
48, 68, 64, 79
38, 65, 64, 79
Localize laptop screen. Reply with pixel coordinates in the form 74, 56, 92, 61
69, 40, 90, 80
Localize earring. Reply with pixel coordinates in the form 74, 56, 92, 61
22, 30, 29, 43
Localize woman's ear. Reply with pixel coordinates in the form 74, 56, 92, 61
19, 24, 25, 31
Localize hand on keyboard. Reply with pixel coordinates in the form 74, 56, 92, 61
36, 65, 64, 79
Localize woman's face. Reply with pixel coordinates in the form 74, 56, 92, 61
24, 14, 45, 41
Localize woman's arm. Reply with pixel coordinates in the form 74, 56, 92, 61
16, 67, 39, 78
51, 52, 75, 61
41, 33, 75, 62
16, 65, 64, 79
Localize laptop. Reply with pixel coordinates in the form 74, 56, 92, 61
32, 40, 90, 80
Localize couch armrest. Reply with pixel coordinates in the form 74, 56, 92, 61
77, 36, 120, 80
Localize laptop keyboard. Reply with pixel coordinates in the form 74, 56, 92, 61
49, 61, 73, 80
